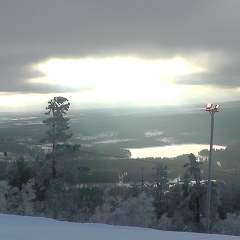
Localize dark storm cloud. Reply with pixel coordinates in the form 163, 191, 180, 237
0, 0, 240, 93
174, 52, 240, 88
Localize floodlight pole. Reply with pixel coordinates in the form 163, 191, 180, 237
205, 104, 219, 233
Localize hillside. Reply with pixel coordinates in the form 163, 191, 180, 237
0, 214, 239, 240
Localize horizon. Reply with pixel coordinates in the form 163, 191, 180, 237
0, 99, 239, 114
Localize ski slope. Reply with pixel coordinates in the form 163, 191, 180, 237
0, 214, 238, 240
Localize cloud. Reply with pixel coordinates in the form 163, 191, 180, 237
173, 51, 240, 88
0, 0, 240, 94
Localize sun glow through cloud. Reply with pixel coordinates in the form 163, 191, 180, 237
30, 57, 205, 107
34, 57, 203, 86
4, 55, 234, 111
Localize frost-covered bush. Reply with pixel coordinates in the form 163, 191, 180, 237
221, 213, 240, 236
5, 180, 36, 216
119, 192, 155, 227
155, 213, 172, 231
0, 181, 9, 213
92, 192, 155, 228
91, 194, 122, 225
19, 181, 36, 216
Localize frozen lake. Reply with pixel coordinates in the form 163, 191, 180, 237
129, 144, 226, 158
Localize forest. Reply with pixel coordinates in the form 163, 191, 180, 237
0, 97, 239, 236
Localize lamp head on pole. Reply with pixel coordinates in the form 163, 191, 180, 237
205, 103, 220, 112
206, 103, 213, 111
214, 104, 220, 111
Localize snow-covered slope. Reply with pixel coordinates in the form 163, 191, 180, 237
0, 214, 238, 240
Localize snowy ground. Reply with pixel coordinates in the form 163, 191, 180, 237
0, 214, 238, 240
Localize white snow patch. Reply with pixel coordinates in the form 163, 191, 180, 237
144, 130, 164, 137
0, 214, 238, 240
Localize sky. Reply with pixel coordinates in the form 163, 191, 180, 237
1, 1, 240, 112
0, 214, 239, 240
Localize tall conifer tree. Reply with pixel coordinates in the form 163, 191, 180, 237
41, 96, 73, 180
41, 96, 72, 148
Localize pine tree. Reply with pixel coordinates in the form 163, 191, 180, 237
40, 96, 80, 177
184, 153, 202, 186
183, 153, 205, 229
38, 96, 80, 219
152, 164, 168, 219
41, 96, 72, 148
167, 183, 182, 218
8, 156, 32, 190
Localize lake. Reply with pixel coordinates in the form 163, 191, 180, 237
129, 144, 226, 158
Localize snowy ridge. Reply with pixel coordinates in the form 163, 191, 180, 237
0, 214, 238, 240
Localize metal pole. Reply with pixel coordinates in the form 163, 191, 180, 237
206, 110, 215, 233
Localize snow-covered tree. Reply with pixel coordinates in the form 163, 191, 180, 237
18, 180, 36, 216
92, 191, 155, 228
155, 213, 172, 231
41, 96, 72, 148
4, 180, 35, 216
215, 213, 240, 236
119, 192, 155, 227
40, 96, 79, 180
171, 154, 207, 232
35, 97, 80, 219
92, 189, 122, 225
167, 183, 182, 217
218, 174, 240, 219
0, 181, 9, 213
